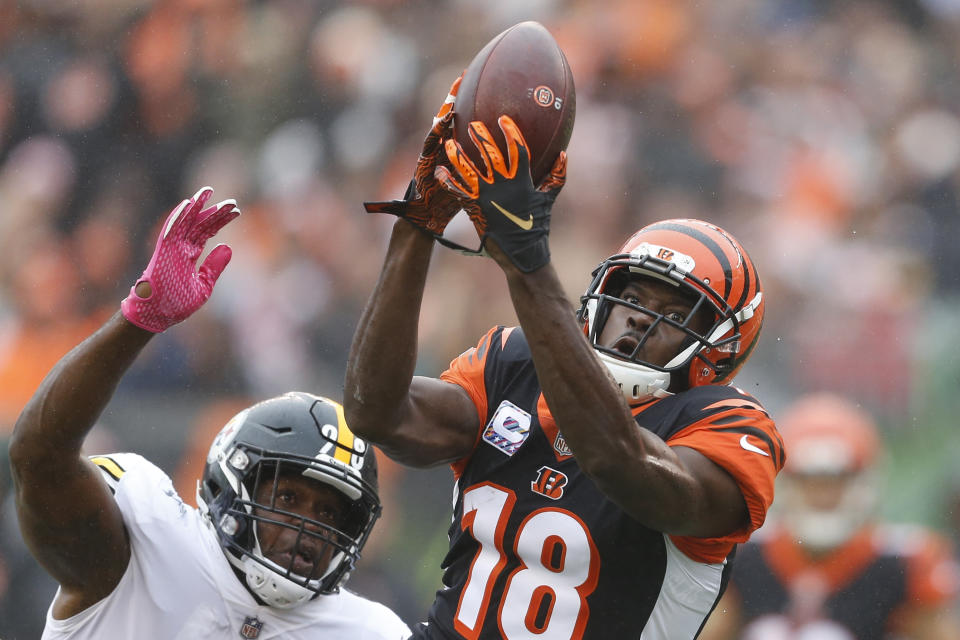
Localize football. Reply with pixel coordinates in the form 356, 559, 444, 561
452, 21, 576, 186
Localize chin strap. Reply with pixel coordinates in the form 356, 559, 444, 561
597, 351, 673, 404
238, 554, 317, 609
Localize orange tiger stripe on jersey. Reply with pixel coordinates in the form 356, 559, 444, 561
761, 524, 959, 607
536, 393, 567, 463
500, 326, 516, 351
764, 526, 881, 593
901, 527, 960, 605
442, 326, 499, 478
703, 398, 767, 414
667, 408, 782, 563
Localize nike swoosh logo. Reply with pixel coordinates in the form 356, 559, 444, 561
740, 434, 769, 457
490, 200, 533, 230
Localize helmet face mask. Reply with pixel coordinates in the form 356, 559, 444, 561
583, 255, 730, 377
777, 467, 879, 552
578, 220, 764, 403
197, 393, 381, 608
774, 393, 883, 553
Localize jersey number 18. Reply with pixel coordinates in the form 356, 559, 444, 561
454, 483, 601, 640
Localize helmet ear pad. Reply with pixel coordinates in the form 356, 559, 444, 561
202, 473, 252, 547
684, 301, 764, 389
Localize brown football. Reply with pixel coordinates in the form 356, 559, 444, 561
452, 21, 576, 186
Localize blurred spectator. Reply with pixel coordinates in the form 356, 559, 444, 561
701, 393, 960, 640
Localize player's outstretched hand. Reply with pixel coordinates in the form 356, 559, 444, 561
121, 187, 240, 333
363, 75, 465, 236
436, 114, 566, 272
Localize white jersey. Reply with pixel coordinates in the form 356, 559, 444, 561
42, 453, 411, 640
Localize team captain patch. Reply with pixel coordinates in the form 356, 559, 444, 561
482, 400, 531, 456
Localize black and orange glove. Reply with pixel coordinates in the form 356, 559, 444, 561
363, 76, 464, 236
436, 115, 566, 272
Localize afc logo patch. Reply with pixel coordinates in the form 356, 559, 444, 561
482, 401, 532, 456
531, 466, 568, 500
240, 616, 264, 638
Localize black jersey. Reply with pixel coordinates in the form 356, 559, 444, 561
729, 524, 959, 639
412, 326, 783, 640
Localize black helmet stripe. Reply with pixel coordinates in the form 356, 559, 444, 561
645, 221, 733, 300
714, 225, 755, 312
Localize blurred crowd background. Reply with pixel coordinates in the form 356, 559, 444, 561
2, 0, 960, 637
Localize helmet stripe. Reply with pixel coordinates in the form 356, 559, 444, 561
332, 401, 355, 465
645, 221, 733, 299
715, 225, 756, 312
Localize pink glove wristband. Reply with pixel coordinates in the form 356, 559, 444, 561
122, 187, 240, 333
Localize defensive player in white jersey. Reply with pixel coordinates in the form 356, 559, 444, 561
8, 188, 411, 640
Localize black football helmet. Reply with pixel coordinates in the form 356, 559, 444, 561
197, 392, 381, 608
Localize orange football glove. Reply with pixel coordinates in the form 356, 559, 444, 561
435, 115, 566, 272
363, 76, 464, 236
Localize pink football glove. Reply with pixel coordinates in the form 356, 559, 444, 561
121, 187, 240, 333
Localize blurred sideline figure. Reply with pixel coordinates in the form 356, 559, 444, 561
8, 189, 410, 639
701, 393, 960, 640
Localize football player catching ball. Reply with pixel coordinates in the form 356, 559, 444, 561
346, 76, 783, 639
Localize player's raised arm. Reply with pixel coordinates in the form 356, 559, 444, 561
8, 188, 238, 618
345, 77, 482, 469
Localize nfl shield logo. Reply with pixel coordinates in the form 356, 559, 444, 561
553, 433, 572, 457
240, 616, 264, 638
